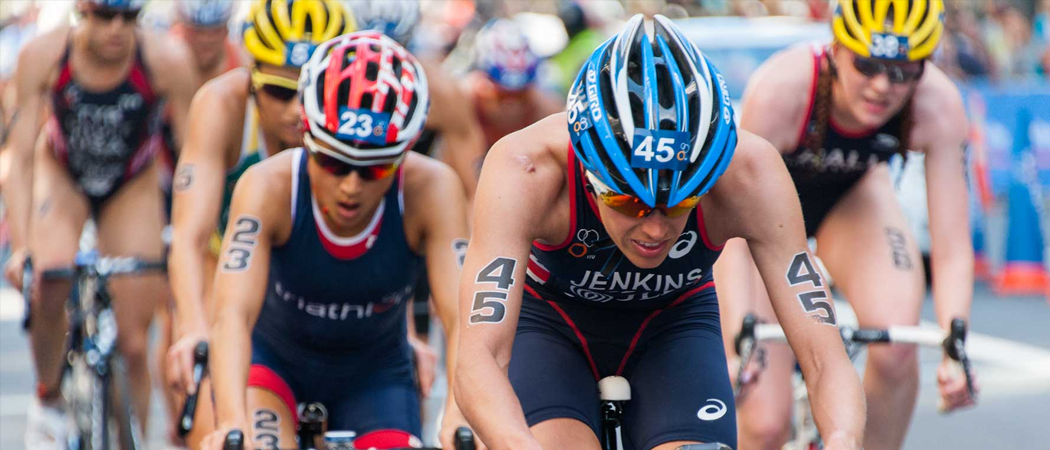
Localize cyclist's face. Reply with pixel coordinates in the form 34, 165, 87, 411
180, 23, 228, 72
306, 141, 397, 233
80, 4, 139, 62
596, 200, 691, 269
253, 64, 303, 148
832, 46, 918, 128
476, 76, 532, 122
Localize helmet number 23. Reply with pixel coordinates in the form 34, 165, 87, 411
338, 111, 374, 139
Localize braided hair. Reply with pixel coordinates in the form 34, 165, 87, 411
803, 47, 914, 161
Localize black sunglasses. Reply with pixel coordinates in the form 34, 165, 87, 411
851, 55, 925, 84
90, 7, 140, 22
308, 147, 399, 180
259, 84, 297, 102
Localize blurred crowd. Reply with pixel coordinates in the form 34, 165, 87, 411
2, 0, 1048, 97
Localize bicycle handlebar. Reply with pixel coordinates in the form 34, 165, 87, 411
177, 341, 209, 437
222, 426, 477, 450
40, 252, 167, 280
733, 314, 976, 401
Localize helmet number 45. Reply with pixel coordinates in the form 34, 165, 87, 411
631, 129, 689, 171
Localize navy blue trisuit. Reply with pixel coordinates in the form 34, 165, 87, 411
509, 145, 737, 450
248, 149, 423, 438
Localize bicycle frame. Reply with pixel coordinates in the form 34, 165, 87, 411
24, 250, 165, 450
598, 376, 733, 450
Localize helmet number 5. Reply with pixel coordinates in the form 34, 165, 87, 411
634, 136, 675, 163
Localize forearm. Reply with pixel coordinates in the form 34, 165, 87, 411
805, 355, 866, 448
210, 309, 252, 428
930, 244, 974, 328
455, 350, 541, 450
442, 131, 483, 200
168, 231, 213, 333
442, 317, 460, 407
1, 148, 33, 249
927, 193, 975, 328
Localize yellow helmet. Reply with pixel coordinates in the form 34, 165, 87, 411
832, 0, 944, 61
243, 0, 356, 68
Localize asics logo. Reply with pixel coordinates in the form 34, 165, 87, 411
697, 398, 727, 421
668, 231, 697, 259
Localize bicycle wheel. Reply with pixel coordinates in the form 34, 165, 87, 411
63, 350, 111, 450
110, 355, 144, 450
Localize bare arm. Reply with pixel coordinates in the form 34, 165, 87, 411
166, 81, 238, 392
149, 34, 199, 152
916, 74, 978, 411
454, 127, 564, 450
424, 61, 486, 201
917, 79, 973, 329
408, 155, 473, 446
737, 45, 813, 152
1, 36, 54, 254
711, 132, 865, 449
209, 166, 284, 433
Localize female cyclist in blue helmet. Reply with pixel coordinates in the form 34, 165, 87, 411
455, 14, 865, 450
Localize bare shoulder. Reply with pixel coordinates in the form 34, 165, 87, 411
711, 131, 785, 197
235, 150, 295, 216
16, 25, 71, 83
485, 112, 567, 189
191, 68, 250, 114
740, 43, 820, 150
139, 30, 195, 81
909, 65, 967, 150
476, 113, 569, 234
420, 57, 456, 102
705, 130, 793, 242
402, 151, 462, 203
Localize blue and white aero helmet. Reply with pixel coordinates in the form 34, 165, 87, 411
474, 19, 540, 91
567, 14, 737, 208
345, 0, 420, 44
177, 0, 234, 27
85, 0, 146, 10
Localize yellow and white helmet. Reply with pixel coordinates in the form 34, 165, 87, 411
831, 0, 944, 61
243, 0, 356, 68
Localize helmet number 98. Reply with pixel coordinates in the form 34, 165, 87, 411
338, 111, 374, 139
870, 33, 905, 60
634, 136, 675, 163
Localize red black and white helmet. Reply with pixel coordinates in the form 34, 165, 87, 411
299, 31, 429, 165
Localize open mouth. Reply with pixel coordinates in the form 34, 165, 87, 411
335, 201, 360, 220
631, 239, 669, 257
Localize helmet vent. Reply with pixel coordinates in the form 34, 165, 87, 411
338, 79, 352, 107
365, 61, 379, 81
656, 65, 673, 109
628, 93, 645, 127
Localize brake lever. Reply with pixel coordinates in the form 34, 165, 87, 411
733, 314, 758, 400
455, 426, 476, 450
177, 341, 209, 437
940, 318, 977, 408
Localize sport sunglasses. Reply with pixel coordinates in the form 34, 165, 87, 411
303, 133, 400, 181
851, 54, 925, 84
585, 171, 700, 218
89, 7, 141, 22
250, 67, 299, 102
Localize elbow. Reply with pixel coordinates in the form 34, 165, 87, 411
170, 226, 213, 258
